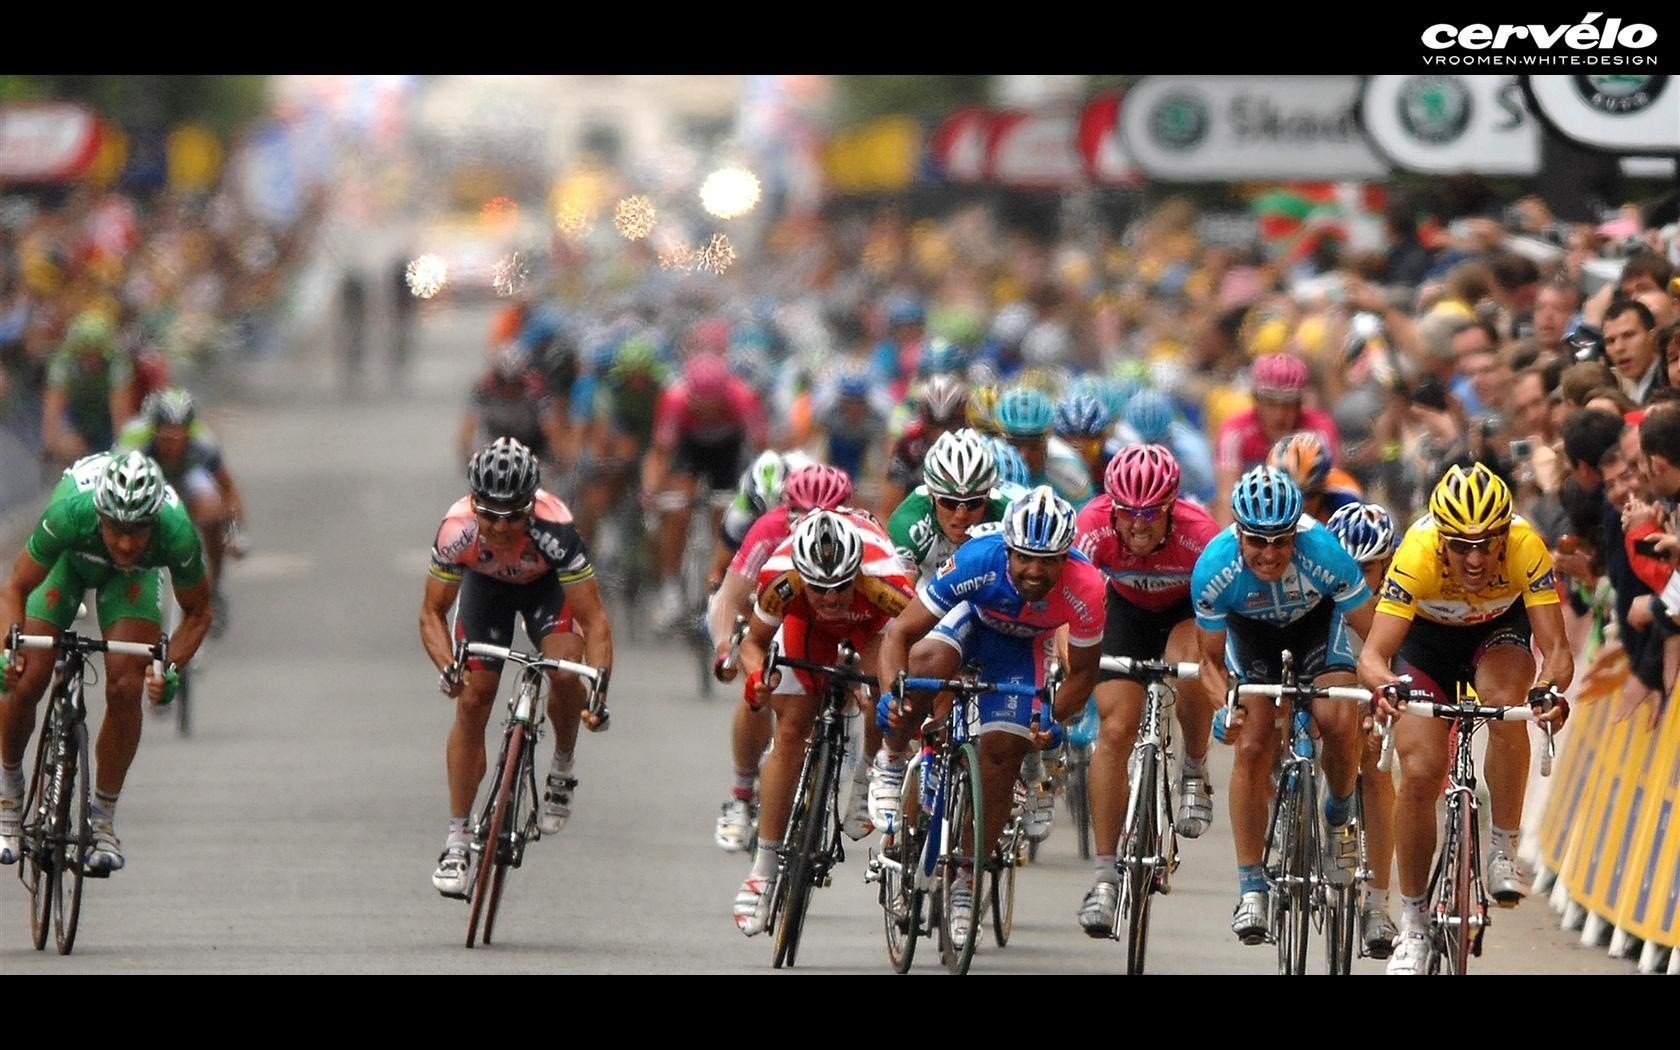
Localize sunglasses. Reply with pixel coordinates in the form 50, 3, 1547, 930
1238, 529, 1295, 549
935, 495, 988, 512
1113, 503, 1168, 523
806, 579, 854, 596
1443, 531, 1506, 555
474, 501, 533, 523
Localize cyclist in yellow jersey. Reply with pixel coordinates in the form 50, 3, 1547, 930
1357, 463, 1572, 975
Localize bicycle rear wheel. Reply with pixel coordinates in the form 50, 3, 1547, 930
940, 743, 984, 976
466, 722, 523, 949
22, 717, 55, 952
53, 723, 90, 955
774, 737, 835, 969
884, 759, 925, 973
1324, 782, 1361, 975
1274, 770, 1312, 975
1122, 746, 1161, 975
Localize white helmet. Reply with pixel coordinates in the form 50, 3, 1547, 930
790, 510, 864, 588
95, 451, 167, 524
1001, 485, 1077, 556
922, 428, 998, 498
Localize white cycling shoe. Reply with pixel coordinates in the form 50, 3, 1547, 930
432, 844, 471, 899
1386, 929, 1433, 974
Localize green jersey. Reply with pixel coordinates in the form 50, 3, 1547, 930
29, 455, 206, 589
886, 485, 1010, 581
45, 344, 132, 450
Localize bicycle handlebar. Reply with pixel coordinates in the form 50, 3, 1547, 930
714, 614, 748, 680
902, 675, 1041, 698
1100, 656, 1199, 681
1386, 695, 1557, 777
763, 639, 878, 688
1236, 683, 1372, 703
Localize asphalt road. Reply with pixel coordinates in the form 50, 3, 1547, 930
0, 300, 1638, 973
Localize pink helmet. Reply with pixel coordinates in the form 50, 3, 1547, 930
784, 464, 853, 512
685, 316, 731, 357
1104, 444, 1181, 509
1252, 352, 1309, 398
682, 351, 732, 405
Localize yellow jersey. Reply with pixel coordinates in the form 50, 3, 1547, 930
1376, 514, 1560, 627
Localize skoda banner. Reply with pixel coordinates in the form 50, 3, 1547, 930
1360, 75, 1539, 174
1524, 75, 1680, 154
1120, 76, 1387, 181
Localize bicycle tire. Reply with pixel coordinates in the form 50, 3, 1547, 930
884, 760, 925, 973
774, 735, 835, 969
1443, 799, 1475, 975
990, 813, 1020, 948
53, 722, 90, 955
483, 730, 535, 947
1274, 769, 1312, 975
1123, 746, 1160, 975
1324, 779, 1362, 975
465, 722, 523, 949
940, 743, 984, 976
1070, 749, 1092, 861
22, 712, 55, 952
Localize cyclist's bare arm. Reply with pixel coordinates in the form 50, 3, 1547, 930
1346, 599, 1376, 642
1358, 611, 1411, 714
167, 575, 214, 667
40, 386, 81, 459
709, 570, 752, 652
541, 401, 568, 469
1527, 600, 1575, 697
1197, 626, 1230, 713
561, 575, 613, 671
108, 380, 137, 437
879, 598, 941, 702
211, 463, 245, 522
1055, 641, 1102, 723
740, 610, 777, 682
640, 444, 672, 501
1, 550, 50, 686
419, 574, 463, 674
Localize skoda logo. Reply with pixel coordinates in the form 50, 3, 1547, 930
1574, 74, 1668, 114
1398, 75, 1472, 144
1149, 92, 1209, 151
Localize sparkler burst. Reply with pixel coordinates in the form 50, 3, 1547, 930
614, 196, 657, 240
556, 204, 592, 242
658, 243, 695, 271
696, 233, 737, 275
699, 167, 761, 219
405, 254, 448, 299
492, 252, 530, 297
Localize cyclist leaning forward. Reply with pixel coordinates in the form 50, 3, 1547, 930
875, 486, 1107, 947
0, 451, 209, 871
1356, 463, 1571, 975
1073, 444, 1221, 937
420, 438, 612, 898
731, 510, 913, 935
1191, 466, 1375, 945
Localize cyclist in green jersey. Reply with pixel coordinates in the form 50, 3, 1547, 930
886, 428, 1008, 582
0, 451, 211, 871
41, 311, 137, 469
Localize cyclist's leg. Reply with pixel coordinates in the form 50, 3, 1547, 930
1164, 618, 1213, 769
1089, 593, 1148, 861
92, 573, 164, 798
183, 468, 228, 587
1472, 615, 1538, 899
969, 626, 1047, 856
0, 598, 66, 864
1390, 662, 1453, 900
447, 574, 513, 820
1225, 619, 1283, 870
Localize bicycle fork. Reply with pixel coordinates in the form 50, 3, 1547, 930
1122, 682, 1178, 894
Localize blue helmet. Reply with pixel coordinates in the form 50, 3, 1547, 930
1231, 466, 1303, 536
984, 436, 1031, 488
919, 337, 968, 377
995, 386, 1054, 437
835, 362, 872, 400
1125, 389, 1175, 445
1326, 501, 1398, 564
1002, 485, 1078, 556
1054, 394, 1112, 438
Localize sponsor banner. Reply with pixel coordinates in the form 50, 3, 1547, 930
1417, 15, 1666, 72
1524, 75, 1680, 154
928, 107, 992, 184
1120, 77, 1387, 181
1076, 91, 1145, 186
1610, 679, 1680, 946
984, 108, 1085, 190
821, 117, 920, 193
0, 102, 102, 183
1360, 74, 1539, 174
1539, 659, 1618, 873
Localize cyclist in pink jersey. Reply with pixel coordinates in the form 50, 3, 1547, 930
1213, 352, 1340, 524
643, 350, 768, 630
1073, 444, 1221, 936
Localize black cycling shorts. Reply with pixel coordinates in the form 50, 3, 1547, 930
453, 572, 575, 674
1226, 599, 1354, 683
1099, 590, 1193, 679
672, 433, 743, 492
1393, 602, 1532, 702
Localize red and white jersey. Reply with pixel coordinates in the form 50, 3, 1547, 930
1075, 496, 1220, 612
429, 489, 593, 587
753, 515, 911, 632
652, 377, 767, 449
1214, 407, 1341, 474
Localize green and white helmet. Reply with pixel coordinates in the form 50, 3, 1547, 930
749, 449, 814, 510
145, 387, 197, 427
923, 428, 998, 498
95, 451, 167, 523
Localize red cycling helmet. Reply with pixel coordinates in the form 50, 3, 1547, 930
1252, 352, 1309, 399
682, 351, 732, 405
1104, 444, 1181, 509
783, 464, 853, 512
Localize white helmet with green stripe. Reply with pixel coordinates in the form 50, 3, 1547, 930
95, 451, 167, 523
923, 428, 998, 498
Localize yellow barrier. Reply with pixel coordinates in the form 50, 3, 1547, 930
1540, 650, 1680, 952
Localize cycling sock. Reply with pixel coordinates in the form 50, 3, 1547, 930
1238, 863, 1267, 895
1400, 893, 1429, 932
1323, 791, 1354, 827
874, 748, 908, 770
92, 789, 119, 823
0, 761, 22, 798
733, 769, 757, 798
1094, 854, 1119, 882
1489, 825, 1518, 855
550, 749, 575, 778
1181, 753, 1208, 778
448, 817, 470, 848
751, 842, 780, 879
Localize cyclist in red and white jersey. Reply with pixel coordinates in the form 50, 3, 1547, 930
1214, 352, 1341, 523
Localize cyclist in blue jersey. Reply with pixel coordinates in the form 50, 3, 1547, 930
875, 486, 1108, 948
1191, 466, 1376, 945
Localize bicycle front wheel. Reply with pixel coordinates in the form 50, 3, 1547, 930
940, 743, 984, 976
466, 722, 524, 949
990, 807, 1021, 948
1274, 769, 1312, 975
1437, 798, 1475, 975
774, 736, 835, 969
1122, 746, 1162, 975
884, 759, 925, 973
53, 722, 90, 955
22, 717, 55, 952
1069, 745, 1092, 861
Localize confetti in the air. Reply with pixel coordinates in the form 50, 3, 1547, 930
614, 196, 657, 240
556, 204, 592, 242
492, 252, 530, 297
696, 233, 737, 275
658, 243, 695, 271
405, 254, 448, 299
699, 167, 761, 219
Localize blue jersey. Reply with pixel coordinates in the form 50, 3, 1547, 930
920, 532, 1107, 648
1190, 517, 1370, 632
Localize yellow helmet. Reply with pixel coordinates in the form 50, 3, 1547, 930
966, 383, 1001, 435
1428, 463, 1511, 538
